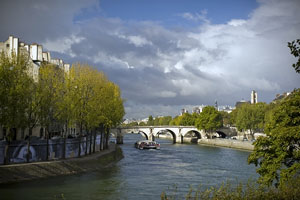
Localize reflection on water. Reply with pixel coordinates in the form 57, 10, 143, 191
0, 134, 258, 200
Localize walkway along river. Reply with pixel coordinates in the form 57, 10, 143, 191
0, 134, 258, 200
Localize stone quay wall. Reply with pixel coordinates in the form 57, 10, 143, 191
0, 144, 123, 184
198, 138, 254, 151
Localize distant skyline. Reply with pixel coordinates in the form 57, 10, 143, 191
1, 0, 300, 119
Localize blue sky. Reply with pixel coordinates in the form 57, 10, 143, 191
1, 0, 300, 119
74, 0, 258, 26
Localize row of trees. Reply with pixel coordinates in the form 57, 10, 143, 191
0, 53, 125, 150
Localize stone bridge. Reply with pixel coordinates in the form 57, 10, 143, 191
110, 126, 237, 144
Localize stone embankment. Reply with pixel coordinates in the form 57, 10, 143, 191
0, 144, 123, 184
198, 139, 254, 151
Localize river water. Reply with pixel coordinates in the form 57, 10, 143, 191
0, 134, 258, 200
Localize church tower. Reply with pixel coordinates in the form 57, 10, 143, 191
251, 90, 258, 104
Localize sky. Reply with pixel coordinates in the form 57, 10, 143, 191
1, 0, 300, 119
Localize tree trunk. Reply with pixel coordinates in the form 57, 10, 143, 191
105, 127, 110, 149
46, 128, 49, 161
89, 130, 92, 155
85, 130, 88, 156
100, 128, 104, 151
26, 127, 34, 162
4, 142, 9, 165
26, 137, 31, 163
78, 123, 83, 157
99, 129, 102, 151
62, 123, 67, 159
93, 129, 96, 153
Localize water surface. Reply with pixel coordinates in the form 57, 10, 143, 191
0, 134, 258, 200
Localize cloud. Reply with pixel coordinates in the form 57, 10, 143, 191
43, 35, 85, 57
179, 10, 210, 24
1, 0, 300, 119
0, 0, 98, 42
117, 34, 153, 47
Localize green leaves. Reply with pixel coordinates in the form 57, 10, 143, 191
234, 102, 267, 135
195, 106, 222, 134
288, 39, 300, 73
248, 89, 300, 186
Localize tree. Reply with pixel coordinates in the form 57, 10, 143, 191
147, 115, 154, 126
153, 117, 160, 126
220, 111, 230, 127
179, 113, 197, 126
37, 63, 65, 137
169, 116, 180, 126
139, 121, 146, 126
0, 52, 34, 140
248, 89, 300, 186
229, 108, 238, 126
288, 39, 300, 73
195, 106, 222, 138
235, 102, 267, 139
158, 116, 172, 125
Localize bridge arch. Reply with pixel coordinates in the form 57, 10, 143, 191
216, 131, 227, 138
138, 131, 149, 140
182, 130, 202, 143
153, 129, 176, 143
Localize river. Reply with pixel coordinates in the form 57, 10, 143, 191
0, 134, 258, 200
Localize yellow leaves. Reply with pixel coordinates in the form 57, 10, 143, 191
64, 63, 124, 130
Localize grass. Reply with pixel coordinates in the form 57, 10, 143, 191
161, 178, 300, 200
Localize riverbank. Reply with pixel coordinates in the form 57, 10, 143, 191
198, 138, 254, 151
158, 135, 254, 151
0, 144, 123, 184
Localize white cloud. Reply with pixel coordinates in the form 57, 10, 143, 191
116, 34, 153, 47
44, 34, 85, 57
127, 35, 153, 47
179, 10, 210, 24
227, 19, 247, 26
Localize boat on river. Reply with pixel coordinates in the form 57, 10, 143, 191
135, 140, 160, 150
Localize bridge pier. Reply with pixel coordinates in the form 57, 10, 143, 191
176, 135, 183, 144
149, 128, 155, 141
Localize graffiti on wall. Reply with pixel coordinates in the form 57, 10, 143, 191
0, 135, 102, 165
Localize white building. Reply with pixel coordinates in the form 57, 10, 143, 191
251, 90, 258, 104
218, 105, 234, 113
0, 35, 70, 81
180, 108, 188, 116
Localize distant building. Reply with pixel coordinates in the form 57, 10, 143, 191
218, 105, 234, 113
0, 35, 70, 81
192, 107, 201, 114
235, 99, 250, 108
180, 108, 188, 116
251, 90, 258, 104
273, 92, 291, 103
192, 105, 207, 114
